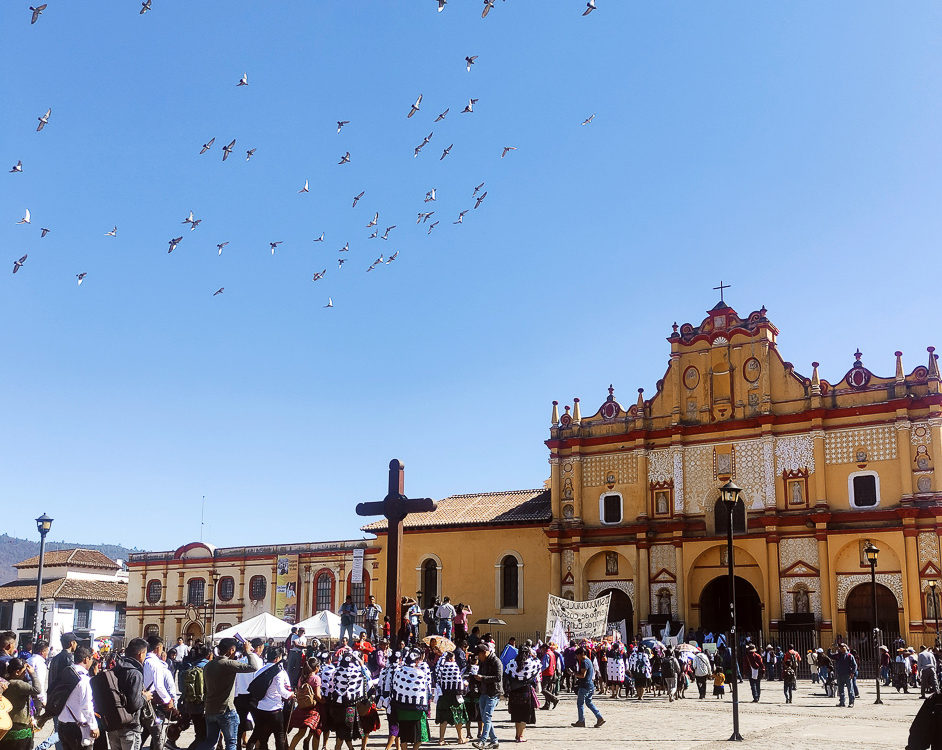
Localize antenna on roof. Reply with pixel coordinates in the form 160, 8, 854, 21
200, 495, 205, 541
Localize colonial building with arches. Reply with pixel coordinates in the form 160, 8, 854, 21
546, 299, 942, 645
125, 540, 379, 641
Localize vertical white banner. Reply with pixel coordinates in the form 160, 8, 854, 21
351, 547, 365, 584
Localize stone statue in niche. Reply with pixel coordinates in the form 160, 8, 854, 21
657, 589, 672, 615
793, 588, 810, 614
716, 452, 732, 476
789, 480, 804, 505
605, 552, 618, 576
655, 491, 670, 515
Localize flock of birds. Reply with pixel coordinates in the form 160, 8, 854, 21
10, 1, 601, 305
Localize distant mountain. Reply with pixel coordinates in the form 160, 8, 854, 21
0, 534, 139, 583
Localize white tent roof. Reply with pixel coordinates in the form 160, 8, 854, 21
211, 612, 293, 642
294, 611, 365, 640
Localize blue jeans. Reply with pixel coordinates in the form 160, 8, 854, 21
203, 708, 240, 750
837, 675, 854, 706
409, 623, 419, 644
478, 694, 499, 743
339, 622, 355, 642
749, 677, 761, 701
437, 619, 453, 639
576, 687, 602, 723
881, 665, 891, 685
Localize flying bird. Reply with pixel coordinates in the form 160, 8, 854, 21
368, 230, 378, 239
381, 225, 396, 240
437, 0, 447, 10
40, 227, 50, 237
200, 137, 215, 154
167, 236, 182, 253
386, 251, 398, 263
482, 0, 494, 18
440, 144, 453, 160
367, 212, 378, 228
338, 151, 351, 165
213, 287, 224, 296
462, 98, 479, 114
222, 139, 236, 161
583, 0, 597, 15
76, 273, 87, 285
237, 73, 248, 86
427, 221, 439, 235
453, 210, 468, 224
182, 211, 200, 230
140, 0, 151, 13
435, 108, 449, 122
472, 181, 485, 197
17, 209, 30, 225
216, 242, 229, 255
407, 94, 423, 118
474, 191, 487, 209
339, 242, 349, 252
417, 211, 433, 224
324, 297, 333, 308
337, 259, 346, 269
337, 120, 349, 133
312, 269, 326, 281
36, 108, 51, 132
269, 241, 282, 255
352, 191, 365, 207
313, 233, 325, 242
501, 146, 517, 158
13, 255, 27, 273
29, 5, 47, 24
424, 188, 437, 202
10, 160, 23, 173
299, 179, 309, 193
245, 148, 256, 161
581, 113, 596, 125
105, 226, 117, 237
465, 56, 478, 72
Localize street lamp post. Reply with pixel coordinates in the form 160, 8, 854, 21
720, 480, 744, 742
864, 541, 883, 705
930, 580, 940, 649
33, 513, 54, 644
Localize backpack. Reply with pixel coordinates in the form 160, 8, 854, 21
247, 664, 281, 709
296, 682, 315, 709
90, 669, 136, 731
183, 664, 205, 705
44, 665, 81, 718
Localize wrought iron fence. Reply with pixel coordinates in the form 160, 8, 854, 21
845, 630, 901, 679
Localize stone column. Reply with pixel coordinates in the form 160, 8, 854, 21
897, 419, 914, 496
766, 533, 782, 625
816, 532, 832, 632
549, 458, 561, 518
904, 527, 922, 631
571, 455, 584, 520
930, 418, 942, 492
638, 543, 651, 623
811, 430, 827, 505
673, 541, 685, 624
550, 551, 561, 597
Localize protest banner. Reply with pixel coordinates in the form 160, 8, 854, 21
545, 593, 611, 640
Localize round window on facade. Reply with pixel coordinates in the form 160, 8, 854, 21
146, 579, 163, 604
249, 575, 267, 601
217, 576, 235, 602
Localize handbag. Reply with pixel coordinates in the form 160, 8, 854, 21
140, 684, 156, 733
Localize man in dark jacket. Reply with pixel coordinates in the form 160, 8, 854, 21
909, 691, 942, 750
471, 644, 503, 749
108, 638, 152, 750
48, 632, 78, 750
834, 644, 858, 707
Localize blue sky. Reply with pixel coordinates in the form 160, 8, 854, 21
1, 1, 941, 551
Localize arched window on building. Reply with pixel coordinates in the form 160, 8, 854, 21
315, 570, 335, 613
144, 624, 160, 638
186, 578, 205, 606
217, 576, 235, 602
421, 559, 439, 609
249, 575, 267, 601
146, 579, 163, 604
500, 555, 520, 610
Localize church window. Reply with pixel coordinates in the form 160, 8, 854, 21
144, 624, 160, 638
217, 576, 235, 602
248, 575, 267, 601
421, 559, 439, 609
600, 493, 622, 525
315, 570, 334, 612
501, 556, 519, 609
146, 579, 162, 604
186, 578, 205, 606
849, 472, 879, 508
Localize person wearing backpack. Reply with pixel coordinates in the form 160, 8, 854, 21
233, 640, 264, 750
55, 645, 99, 750
45, 632, 78, 750
244, 648, 293, 750
182, 645, 211, 750
198, 638, 259, 750
97, 638, 152, 750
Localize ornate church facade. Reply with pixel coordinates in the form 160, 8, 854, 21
545, 300, 942, 644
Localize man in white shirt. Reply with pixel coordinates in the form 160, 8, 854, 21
234, 639, 265, 748
142, 636, 173, 750
245, 648, 293, 750
57, 645, 99, 750
28, 639, 50, 707
436, 596, 457, 640
174, 637, 190, 663
363, 595, 382, 642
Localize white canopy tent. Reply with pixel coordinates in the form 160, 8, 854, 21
294, 611, 365, 640
210, 612, 293, 642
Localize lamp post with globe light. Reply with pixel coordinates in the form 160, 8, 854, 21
33, 513, 54, 644
719, 480, 743, 741
864, 541, 883, 705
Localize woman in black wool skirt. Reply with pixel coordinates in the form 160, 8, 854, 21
505, 649, 541, 743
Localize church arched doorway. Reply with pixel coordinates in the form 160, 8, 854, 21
598, 588, 633, 636
845, 583, 899, 633
184, 621, 203, 643
698, 575, 762, 634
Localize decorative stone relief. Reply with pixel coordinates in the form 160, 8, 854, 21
650, 582, 678, 617
825, 426, 898, 464
836, 573, 903, 609
683, 445, 715, 515
918, 532, 940, 569
648, 449, 673, 484
582, 452, 638, 487
779, 537, 819, 570
761, 436, 775, 508
672, 448, 685, 513
776, 434, 816, 474
563, 549, 574, 573
587, 579, 635, 605
733, 439, 767, 509
649, 544, 675, 576
912, 422, 932, 447
780, 578, 821, 617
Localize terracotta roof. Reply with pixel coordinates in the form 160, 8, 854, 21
15, 549, 120, 570
0, 577, 126, 603
361, 488, 551, 532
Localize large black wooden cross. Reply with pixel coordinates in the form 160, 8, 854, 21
356, 459, 437, 638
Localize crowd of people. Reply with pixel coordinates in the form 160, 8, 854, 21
1, 622, 942, 750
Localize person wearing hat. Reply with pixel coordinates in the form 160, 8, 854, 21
879, 645, 892, 686
745, 644, 764, 703
919, 645, 939, 699
895, 648, 912, 693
